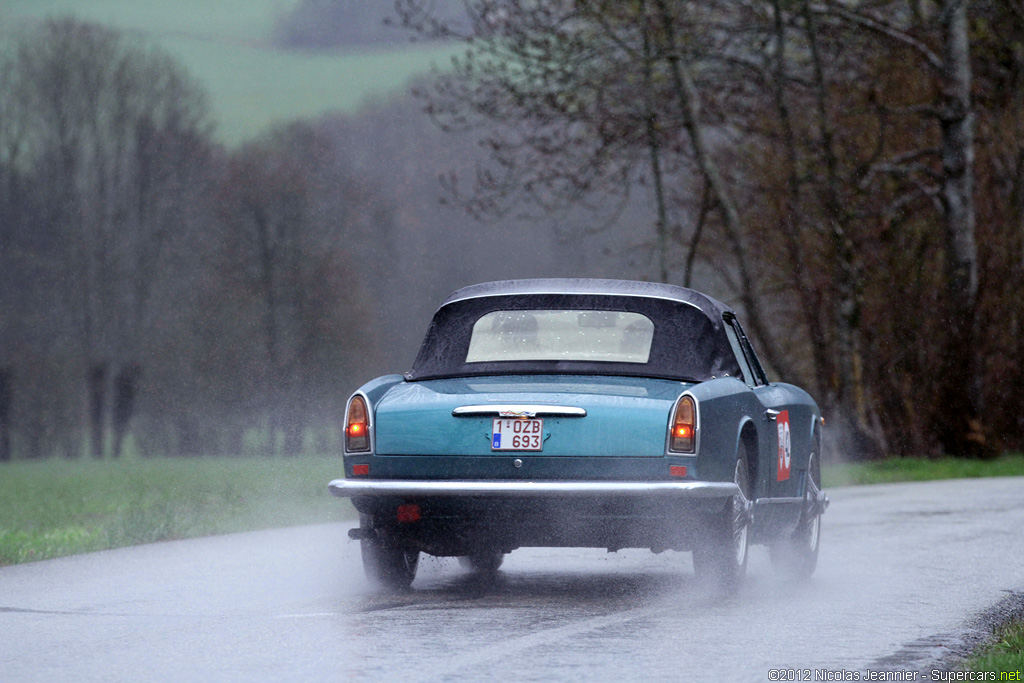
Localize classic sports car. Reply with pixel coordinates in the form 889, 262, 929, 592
329, 279, 828, 590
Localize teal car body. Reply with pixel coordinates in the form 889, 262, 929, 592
330, 279, 828, 589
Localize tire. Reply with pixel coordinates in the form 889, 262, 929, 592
359, 514, 419, 590
458, 549, 505, 574
770, 450, 822, 579
692, 452, 751, 592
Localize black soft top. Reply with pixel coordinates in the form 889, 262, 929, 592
407, 279, 742, 382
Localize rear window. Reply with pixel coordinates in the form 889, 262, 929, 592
465, 310, 654, 364
406, 293, 742, 382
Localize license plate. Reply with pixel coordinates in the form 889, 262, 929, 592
491, 418, 544, 451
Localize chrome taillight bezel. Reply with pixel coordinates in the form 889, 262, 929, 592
344, 392, 373, 453
666, 393, 699, 454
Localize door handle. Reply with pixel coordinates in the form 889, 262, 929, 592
765, 409, 780, 421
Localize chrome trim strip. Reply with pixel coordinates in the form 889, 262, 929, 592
452, 405, 587, 418
753, 497, 805, 506
443, 290, 704, 311
440, 279, 717, 309
329, 479, 739, 499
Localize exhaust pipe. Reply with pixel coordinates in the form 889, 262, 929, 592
348, 526, 377, 541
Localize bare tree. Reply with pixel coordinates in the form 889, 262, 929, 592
217, 123, 372, 456
8, 18, 213, 458
0, 48, 44, 460
392, 0, 1024, 457
808, 0, 985, 455
395, 1, 796, 375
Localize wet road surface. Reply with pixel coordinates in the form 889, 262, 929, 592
1, 478, 1022, 682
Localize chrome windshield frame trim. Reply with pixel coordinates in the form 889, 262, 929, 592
329, 479, 739, 499
452, 405, 587, 418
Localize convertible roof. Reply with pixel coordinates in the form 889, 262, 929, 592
443, 279, 736, 319
408, 279, 743, 382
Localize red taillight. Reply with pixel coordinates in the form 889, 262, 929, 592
669, 396, 696, 453
346, 395, 370, 452
352, 464, 370, 476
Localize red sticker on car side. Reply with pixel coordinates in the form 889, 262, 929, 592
776, 410, 791, 481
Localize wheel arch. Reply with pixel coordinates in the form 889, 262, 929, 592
737, 417, 760, 498
805, 422, 823, 498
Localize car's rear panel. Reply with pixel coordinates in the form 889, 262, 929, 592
373, 375, 686, 459
342, 374, 725, 553
346, 375, 718, 482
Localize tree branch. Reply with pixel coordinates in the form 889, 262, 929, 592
811, 1, 943, 73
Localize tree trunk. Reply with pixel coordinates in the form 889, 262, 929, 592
112, 364, 140, 459
936, 0, 987, 456
88, 363, 106, 459
800, 0, 885, 459
0, 367, 11, 462
283, 417, 304, 457
772, 0, 833, 402
652, 0, 793, 379
175, 414, 200, 457
641, 0, 670, 285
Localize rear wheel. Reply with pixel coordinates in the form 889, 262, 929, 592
458, 549, 505, 574
692, 453, 751, 591
770, 451, 822, 579
359, 514, 419, 590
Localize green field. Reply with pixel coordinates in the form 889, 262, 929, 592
0, 456, 354, 566
0, 0, 458, 144
822, 454, 1024, 488
1, 0, 294, 42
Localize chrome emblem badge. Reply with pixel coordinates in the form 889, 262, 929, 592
499, 409, 536, 418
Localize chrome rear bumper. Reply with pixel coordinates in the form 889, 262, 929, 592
329, 479, 740, 499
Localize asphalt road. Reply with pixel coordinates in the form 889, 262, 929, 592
1, 478, 1022, 682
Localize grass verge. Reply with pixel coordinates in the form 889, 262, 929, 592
0, 456, 354, 566
967, 620, 1024, 674
822, 453, 1024, 489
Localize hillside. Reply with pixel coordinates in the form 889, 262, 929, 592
0, 0, 457, 144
